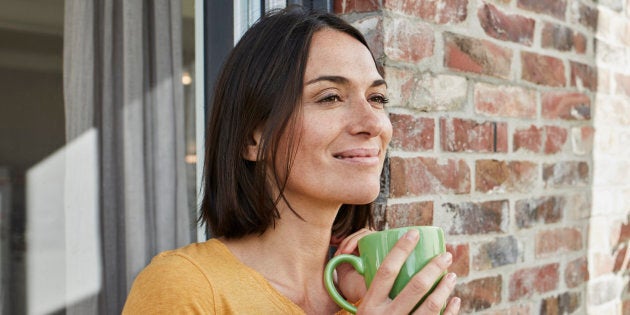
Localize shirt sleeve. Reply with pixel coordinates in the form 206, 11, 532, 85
122, 253, 215, 314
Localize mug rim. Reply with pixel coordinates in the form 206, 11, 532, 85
358, 225, 443, 244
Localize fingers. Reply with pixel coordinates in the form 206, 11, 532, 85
363, 230, 421, 302
392, 252, 453, 314
442, 297, 461, 315
411, 271, 458, 315
335, 228, 375, 255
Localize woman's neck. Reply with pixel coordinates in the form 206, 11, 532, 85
220, 203, 341, 313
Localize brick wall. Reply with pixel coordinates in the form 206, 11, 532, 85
335, 0, 630, 314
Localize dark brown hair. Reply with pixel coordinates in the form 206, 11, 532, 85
199, 6, 384, 239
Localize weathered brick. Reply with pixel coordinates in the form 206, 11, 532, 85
383, 67, 414, 107
541, 22, 587, 53
613, 245, 628, 272
587, 277, 622, 306
389, 113, 434, 151
444, 32, 512, 78
540, 291, 581, 315
509, 263, 559, 301
575, 3, 598, 30
619, 219, 630, 243
478, 3, 535, 45
385, 202, 433, 227
570, 61, 597, 91
515, 195, 564, 229
475, 160, 537, 193
443, 200, 507, 235
383, 0, 468, 24
615, 72, 630, 97
542, 91, 591, 120
473, 235, 520, 271
571, 126, 594, 155
513, 125, 543, 153
565, 256, 589, 288
543, 161, 589, 187
544, 125, 568, 154
591, 252, 615, 278
517, 0, 567, 19
521, 51, 566, 87
474, 83, 536, 118
409, 73, 468, 111
384, 18, 434, 63
440, 118, 508, 153
351, 16, 384, 59
482, 305, 531, 315
536, 228, 583, 257
389, 156, 470, 197
334, 0, 379, 14
453, 276, 502, 312
446, 243, 470, 277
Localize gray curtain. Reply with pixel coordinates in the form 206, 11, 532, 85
63, 0, 192, 313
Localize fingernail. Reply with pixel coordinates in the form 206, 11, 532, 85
405, 229, 419, 241
452, 297, 461, 309
441, 252, 453, 264
446, 272, 457, 282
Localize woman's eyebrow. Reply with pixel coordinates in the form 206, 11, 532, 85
305, 76, 388, 88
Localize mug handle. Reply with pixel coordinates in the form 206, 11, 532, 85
324, 254, 365, 314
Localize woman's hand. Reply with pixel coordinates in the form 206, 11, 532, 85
338, 229, 461, 314
332, 228, 376, 303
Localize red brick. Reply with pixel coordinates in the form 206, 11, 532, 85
440, 118, 508, 153
446, 243, 470, 277
385, 202, 433, 227
541, 22, 587, 53
577, 3, 598, 30
478, 3, 535, 45
383, 67, 414, 107
389, 113, 434, 151
517, 0, 567, 19
453, 276, 502, 312
383, 0, 468, 24
544, 125, 568, 154
540, 292, 581, 314
509, 263, 559, 301
613, 245, 628, 272
542, 91, 591, 120
515, 196, 564, 229
624, 300, 630, 315
570, 61, 597, 91
565, 256, 589, 288
482, 305, 531, 315
472, 236, 520, 271
474, 83, 536, 118
543, 161, 589, 187
513, 125, 542, 153
475, 160, 537, 193
521, 51, 566, 87
384, 18, 434, 63
444, 32, 512, 79
535, 228, 582, 257
619, 219, 630, 243
443, 200, 507, 235
572, 126, 594, 155
334, 0, 379, 14
389, 156, 470, 197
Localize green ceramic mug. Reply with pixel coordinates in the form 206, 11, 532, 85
324, 226, 446, 314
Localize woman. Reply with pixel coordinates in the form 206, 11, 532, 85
124, 6, 460, 314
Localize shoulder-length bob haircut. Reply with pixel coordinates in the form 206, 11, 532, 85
199, 6, 384, 239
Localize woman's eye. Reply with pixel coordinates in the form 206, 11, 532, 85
369, 95, 390, 106
318, 94, 342, 103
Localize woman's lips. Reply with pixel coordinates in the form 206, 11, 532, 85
333, 148, 380, 164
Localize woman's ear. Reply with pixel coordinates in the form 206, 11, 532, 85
243, 126, 263, 162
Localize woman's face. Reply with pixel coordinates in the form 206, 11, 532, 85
279, 28, 393, 210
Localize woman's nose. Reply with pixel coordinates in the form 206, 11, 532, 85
347, 98, 390, 138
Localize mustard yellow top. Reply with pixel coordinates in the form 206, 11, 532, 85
123, 239, 352, 314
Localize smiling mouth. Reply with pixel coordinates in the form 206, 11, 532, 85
332, 148, 380, 161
